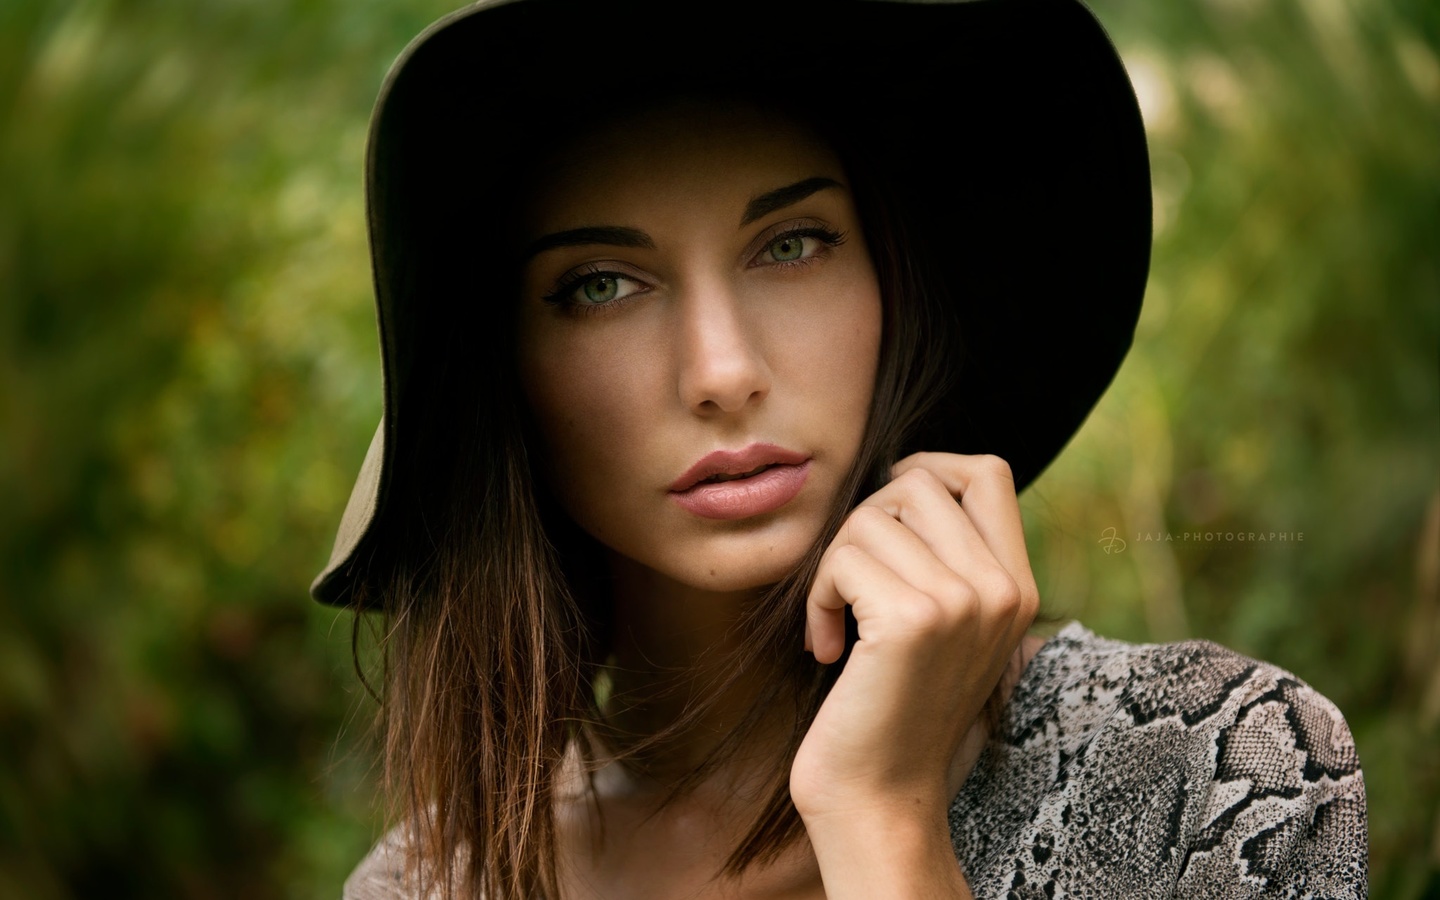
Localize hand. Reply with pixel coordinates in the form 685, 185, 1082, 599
790, 452, 1040, 825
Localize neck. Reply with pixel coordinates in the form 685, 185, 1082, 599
588, 550, 795, 792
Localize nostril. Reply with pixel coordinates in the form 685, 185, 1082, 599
679, 359, 771, 414
674, 299, 773, 413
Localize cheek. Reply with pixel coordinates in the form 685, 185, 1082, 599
516, 328, 663, 515
773, 274, 883, 426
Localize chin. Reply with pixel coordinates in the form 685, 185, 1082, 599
662, 527, 819, 593
681, 564, 796, 594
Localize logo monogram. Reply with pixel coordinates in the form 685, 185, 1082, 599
1098, 526, 1127, 555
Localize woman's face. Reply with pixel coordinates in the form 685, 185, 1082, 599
514, 99, 882, 593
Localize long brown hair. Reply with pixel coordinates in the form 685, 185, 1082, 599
350, 92, 966, 899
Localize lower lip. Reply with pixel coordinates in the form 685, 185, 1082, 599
669, 461, 812, 520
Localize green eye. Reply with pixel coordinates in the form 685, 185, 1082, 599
769, 235, 806, 262
543, 270, 646, 314
581, 276, 619, 304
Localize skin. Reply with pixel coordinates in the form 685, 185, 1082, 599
514, 99, 1043, 899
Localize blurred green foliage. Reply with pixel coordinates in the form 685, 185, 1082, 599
0, 0, 1435, 897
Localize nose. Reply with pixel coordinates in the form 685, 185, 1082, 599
674, 277, 772, 415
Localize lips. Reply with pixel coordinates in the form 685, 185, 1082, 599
669, 443, 811, 493
702, 464, 772, 483
667, 444, 813, 521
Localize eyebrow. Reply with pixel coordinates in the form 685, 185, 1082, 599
740, 176, 844, 226
521, 225, 656, 263
521, 176, 845, 263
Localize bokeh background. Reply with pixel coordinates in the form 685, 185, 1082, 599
1, 0, 1435, 896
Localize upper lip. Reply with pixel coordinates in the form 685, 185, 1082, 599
669, 443, 811, 492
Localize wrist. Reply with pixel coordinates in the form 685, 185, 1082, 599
801, 803, 971, 898
793, 781, 951, 831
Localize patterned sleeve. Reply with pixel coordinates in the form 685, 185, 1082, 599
1174, 664, 1368, 899
948, 625, 1369, 899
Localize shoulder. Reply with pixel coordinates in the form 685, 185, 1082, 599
343, 825, 428, 900
1007, 622, 1363, 762
952, 622, 1368, 898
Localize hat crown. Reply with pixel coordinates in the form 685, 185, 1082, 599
311, 0, 1151, 607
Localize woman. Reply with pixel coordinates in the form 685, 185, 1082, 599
313, 0, 1369, 897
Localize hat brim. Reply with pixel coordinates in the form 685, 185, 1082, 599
311, 0, 1151, 607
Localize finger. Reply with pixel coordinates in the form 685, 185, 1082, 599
891, 453, 1039, 615
847, 474, 1029, 658
851, 466, 1031, 639
858, 466, 996, 592
829, 504, 978, 616
806, 544, 932, 664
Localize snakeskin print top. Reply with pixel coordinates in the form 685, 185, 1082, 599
344, 622, 1368, 898
949, 622, 1367, 898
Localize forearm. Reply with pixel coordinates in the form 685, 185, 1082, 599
802, 806, 973, 899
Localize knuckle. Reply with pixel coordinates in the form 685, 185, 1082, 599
1019, 583, 1042, 622
896, 465, 944, 495
893, 592, 947, 634
938, 573, 979, 614
829, 542, 868, 571
984, 571, 1025, 616
992, 571, 1024, 606
978, 454, 1015, 484
847, 504, 893, 537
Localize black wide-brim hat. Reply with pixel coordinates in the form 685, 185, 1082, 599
311, 0, 1152, 608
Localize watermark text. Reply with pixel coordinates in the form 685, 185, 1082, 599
1097, 526, 1304, 554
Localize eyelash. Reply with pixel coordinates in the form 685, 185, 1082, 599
541, 224, 850, 318
753, 224, 848, 270
541, 263, 644, 317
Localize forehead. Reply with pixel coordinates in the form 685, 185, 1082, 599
519, 98, 848, 231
